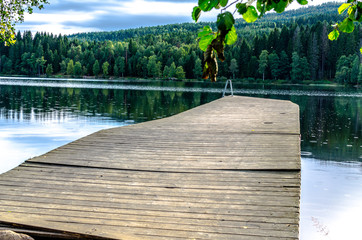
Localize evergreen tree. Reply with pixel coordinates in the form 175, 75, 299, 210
102, 61, 110, 77
229, 58, 238, 79
93, 60, 100, 76
147, 55, 160, 78
193, 58, 202, 79
238, 39, 251, 78
358, 64, 362, 86
300, 57, 311, 81
74, 61, 82, 76
45, 64, 53, 76
248, 56, 258, 79
291, 52, 301, 83
175, 66, 185, 79
308, 33, 319, 80
169, 62, 176, 78
258, 50, 268, 81
163, 66, 169, 78
350, 55, 359, 85
67, 59, 74, 76
268, 52, 280, 80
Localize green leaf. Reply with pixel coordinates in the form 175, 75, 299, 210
219, 0, 228, 7
199, 34, 216, 51
338, 3, 351, 14
198, 26, 216, 51
198, 0, 219, 12
242, 6, 258, 23
198, 26, 213, 38
360, 47, 362, 54
328, 29, 340, 41
236, 3, 247, 15
297, 0, 308, 5
273, 0, 288, 14
225, 25, 237, 45
216, 11, 235, 31
192, 6, 201, 22
339, 17, 355, 33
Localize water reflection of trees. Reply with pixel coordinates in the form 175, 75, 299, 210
0, 85, 219, 123
0, 85, 360, 162
298, 96, 361, 162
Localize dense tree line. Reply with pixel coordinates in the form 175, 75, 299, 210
0, 2, 360, 85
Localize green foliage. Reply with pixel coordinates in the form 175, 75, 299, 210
0, 0, 49, 46
102, 61, 110, 77
242, 6, 258, 23
229, 58, 238, 79
45, 64, 53, 76
328, 29, 340, 40
74, 61, 82, 76
0, 3, 359, 85
225, 26, 237, 45
193, 58, 202, 79
93, 60, 100, 76
192, 6, 202, 22
192, 0, 361, 81
258, 50, 268, 81
217, 12, 235, 31
328, 0, 362, 52
268, 52, 280, 80
198, 26, 217, 51
67, 60, 74, 76
175, 66, 186, 79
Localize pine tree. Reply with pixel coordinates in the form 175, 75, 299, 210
74, 61, 82, 76
229, 58, 238, 79
102, 61, 110, 77
193, 58, 202, 79
93, 60, 100, 76
350, 55, 359, 85
163, 66, 169, 78
308, 33, 319, 80
268, 52, 280, 80
358, 63, 362, 86
238, 39, 251, 78
67, 59, 74, 76
300, 57, 311, 81
45, 64, 53, 77
169, 62, 176, 78
291, 52, 301, 83
175, 66, 185, 79
258, 50, 268, 81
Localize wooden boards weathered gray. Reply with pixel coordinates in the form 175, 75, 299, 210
0, 96, 301, 239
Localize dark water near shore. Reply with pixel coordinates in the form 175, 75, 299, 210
0, 77, 361, 239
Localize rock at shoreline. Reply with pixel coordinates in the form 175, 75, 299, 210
0, 230, 34, 240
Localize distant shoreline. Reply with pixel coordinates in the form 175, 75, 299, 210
0, 75, 355, 88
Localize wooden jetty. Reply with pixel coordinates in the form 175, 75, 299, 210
0, 96, 301, 240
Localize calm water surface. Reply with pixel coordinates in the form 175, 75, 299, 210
0, 77, 361, 239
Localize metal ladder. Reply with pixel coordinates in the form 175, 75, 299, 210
222, 79, 233, 97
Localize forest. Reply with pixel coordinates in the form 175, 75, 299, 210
0, 2, 361, 85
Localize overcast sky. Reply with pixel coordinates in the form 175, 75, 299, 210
17, 0, 344, 35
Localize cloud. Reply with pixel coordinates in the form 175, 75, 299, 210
18, 0, 197, 34
17, 0, 343, 35
62, 13, 190, 31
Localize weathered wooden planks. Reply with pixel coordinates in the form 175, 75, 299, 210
0, 96, 301, 239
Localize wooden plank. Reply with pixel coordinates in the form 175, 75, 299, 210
0, 96, 301, 239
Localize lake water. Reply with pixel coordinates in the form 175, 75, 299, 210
0, 77, 361, 239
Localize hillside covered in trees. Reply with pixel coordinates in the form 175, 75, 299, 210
0, 2, 360, 85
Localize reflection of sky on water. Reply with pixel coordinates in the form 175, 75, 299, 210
0, 110, 125, 173
300, 158, 362, 240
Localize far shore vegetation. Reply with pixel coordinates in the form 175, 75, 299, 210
0, 3, 361, 87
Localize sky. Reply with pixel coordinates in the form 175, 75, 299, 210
17, 0, 344, 35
